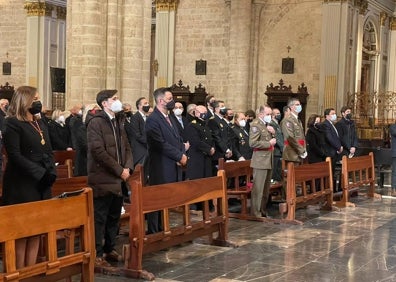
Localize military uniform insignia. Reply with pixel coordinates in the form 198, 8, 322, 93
220, 123, 223, 128
192, 120, 197, 124
286, 122, 291, 128
251, 126, 258, 133
239, 133, 243, 137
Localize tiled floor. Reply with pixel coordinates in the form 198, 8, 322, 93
93, 185, 396, 282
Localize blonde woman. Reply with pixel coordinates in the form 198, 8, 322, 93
2, 85, 56, 268
48, 109, 72, 151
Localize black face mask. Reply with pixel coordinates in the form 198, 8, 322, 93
142, 105, 150, 113
275, 114, 282, 122
345, 113, 352, 120
29, 101, 42, 115
226, 115, 233, 121
247, 118, 254, 123
166, 100, 175, 110
199, 113, 207, 120
125, 111, 132, 117
4, 105, 9, 112
209, 101, 216, 109
219, 108, 227, 116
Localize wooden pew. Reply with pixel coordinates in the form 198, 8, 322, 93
335, 152, 379, 207
53, 150, 76, 179
218, 158, 283, 221
285, 158, 333, 224
121, 170, 231, 280
0, 188, 95, 282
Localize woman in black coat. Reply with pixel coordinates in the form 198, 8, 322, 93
48, 109, 72, 151
305, 114, 326, 164
2, 85, 56, 268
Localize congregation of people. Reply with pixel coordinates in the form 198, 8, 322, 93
1, 85, 395, 270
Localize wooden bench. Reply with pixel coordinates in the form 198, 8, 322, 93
335, 152, 379, 207
54, 150, 76, 179
121, 170, 232, 280
0, 188, 95, 282
284, 158, 333, 224
218, 158, 283, 221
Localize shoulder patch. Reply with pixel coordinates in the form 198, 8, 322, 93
286, 122, 291, 128
192, 120, 197, 124
251, 126, 258, 133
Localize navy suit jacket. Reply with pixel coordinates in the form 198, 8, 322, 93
129, 112, 148, 166
146, 107, 185, 184
323, 120, 342, 157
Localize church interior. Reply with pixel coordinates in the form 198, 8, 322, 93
1, 0, 396, 281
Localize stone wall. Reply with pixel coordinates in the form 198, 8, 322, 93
0, 1, 27, 88
256, 0, 322, 115
174, 0, 322, 114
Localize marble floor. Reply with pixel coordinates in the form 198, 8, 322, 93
93, 185, 396, 282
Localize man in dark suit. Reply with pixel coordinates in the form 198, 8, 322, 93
269, 108, 284, 182
335, 106, 358, 158
145, 87, 188, 234
128, 97, 149, 168
323, 108, 343, 191
170, 102, 189, 136
205, 95, 216, 120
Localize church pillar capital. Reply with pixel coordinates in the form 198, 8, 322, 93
24, 2, 53, 17
390, 17, 396, 31
380, 12, 388, 27
156, 0, 178, 12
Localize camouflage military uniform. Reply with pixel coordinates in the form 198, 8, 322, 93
281, 113, 306, 163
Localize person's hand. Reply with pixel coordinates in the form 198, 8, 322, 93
350, 147, 356, 154
300, 151, 307, 159
225, 150, 232, 159
184, 141, 190, 151
238, 156, 246, 161
209, 147, 215, 156
179, 154, 188, 166
39, 171, 57, 190
337, 146, 343, 154
267, 125, 275, 135
66, 147, 73, 151
120, 168, 130, 181
270, 138, 277, 146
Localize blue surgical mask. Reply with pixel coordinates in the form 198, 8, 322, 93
263, 115, 272, 124
331, 114, 337, 121
295, 105, 302, 113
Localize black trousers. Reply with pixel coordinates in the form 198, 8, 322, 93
93, 193, 123, 257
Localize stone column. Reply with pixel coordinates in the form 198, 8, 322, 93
387, 17, 396, 92
319, 0, 365, 112
227, 0, 251, 111
24, 1, 66, 109
66, 0, 152, 107
154, 0, 178, 88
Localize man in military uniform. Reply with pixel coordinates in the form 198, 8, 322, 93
281, 98, 307, 164
249, 105, 277, 218
231, 112, 252, 160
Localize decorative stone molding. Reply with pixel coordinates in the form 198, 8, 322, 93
390, 17, 396, 31
156, 0, 178, 12
24, 2, 53, 17
380, 12, 388, 27
355, 0, 368, 15
56, 6, 66, 20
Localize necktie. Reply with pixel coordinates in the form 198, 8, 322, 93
178, 117, 184, 128
165, 115, 172, 126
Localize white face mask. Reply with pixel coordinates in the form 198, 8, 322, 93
110, 100, 123, 113
173, 108, 183, 116
330, 114, 337, 122
238, 120, 246, 128
263, 115, 272, 124
57, 115, 65, 124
